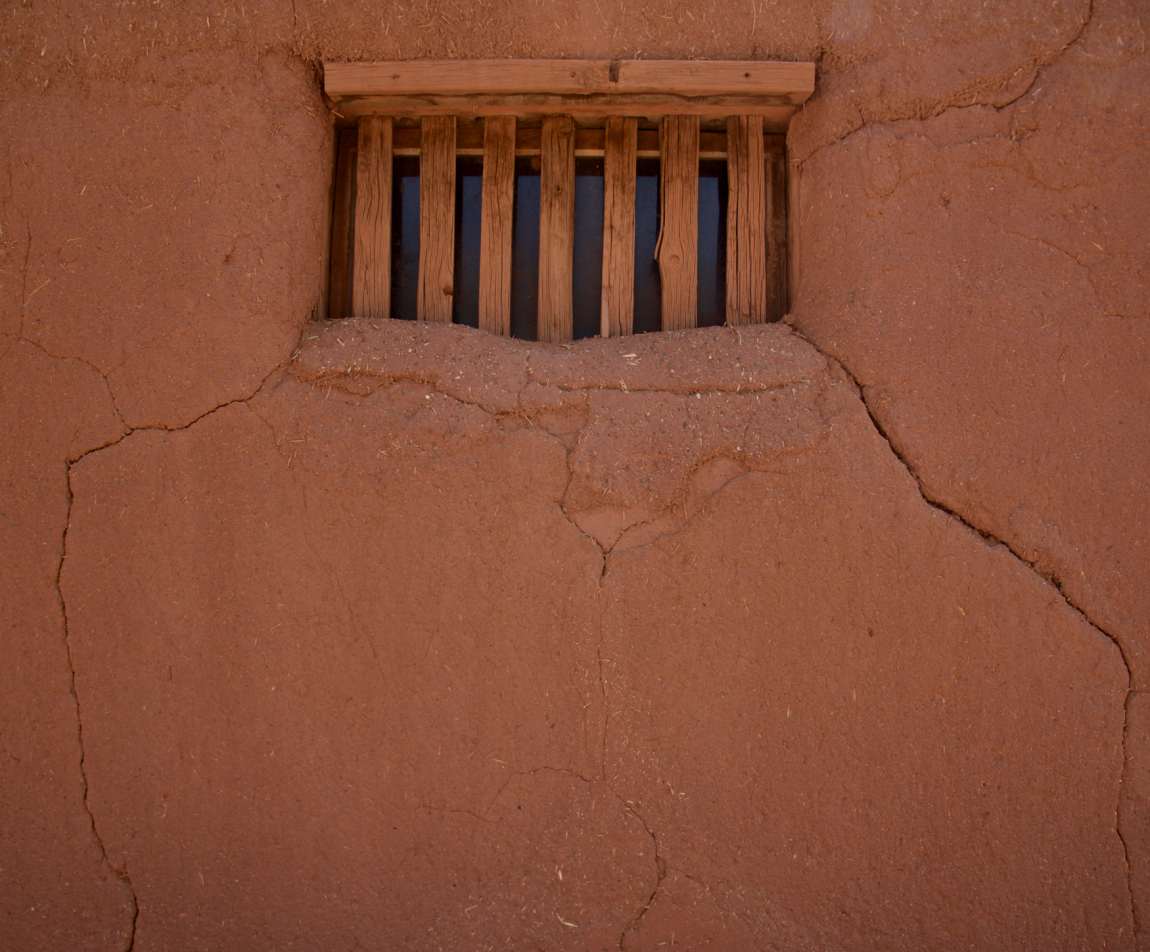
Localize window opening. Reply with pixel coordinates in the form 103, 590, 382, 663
697, 159, 729, 328
452, 156, 483, 328
572, 157, 606, 340
391, 155, 420, 322
510, 156, 540, 341
633, 157, 662, 336
324, 59, 815, 340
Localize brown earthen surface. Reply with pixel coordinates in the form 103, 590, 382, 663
0, 342, 131, 949
2, 0, 1147, 949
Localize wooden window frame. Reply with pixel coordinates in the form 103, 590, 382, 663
323, 59, 815, 340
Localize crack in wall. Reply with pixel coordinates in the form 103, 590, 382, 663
786, 9, 1140, 929
800, 336, 1138, 937
502, 766, 665, 950
994, 225, 1097, 270
48, 311, 1141, 943
301, 364, 806, 415
58, 457, 139, 952
605, 778, 664, 951
795, 0, 1096, 170
50, 345, 296, 950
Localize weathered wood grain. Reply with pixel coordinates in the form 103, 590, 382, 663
538, 116, 576, 343
615, 60, 814, 101
725, 115, 766, 326
391, 125, 786, 158
327, 128, 356, 320
417, 116, 456, 323
333, 96, 799, 130
478, 116, 516, 337
657, 115, 699, 332
325, 60, 612, 98
601, 117, 637, 338
767, 145, 790, 322
324, 59, 816, 115
352, 116, 393, 320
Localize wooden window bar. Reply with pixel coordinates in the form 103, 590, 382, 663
325, 59, 815, 338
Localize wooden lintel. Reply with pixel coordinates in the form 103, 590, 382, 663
325, 59, 815, 105
325, 60, 614, 99
615, 60, 814, 100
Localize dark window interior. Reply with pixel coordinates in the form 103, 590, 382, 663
697, 159, 728, 328
391, 156, 421, 322
572, 157, 605, 340
633, 157, 662, 335
452, 156, 483, 328
510, 156, 540, 340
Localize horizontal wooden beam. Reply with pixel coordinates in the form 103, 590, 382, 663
616, 60, 814, 100
326, 58, 814, 100
325, 60, 614, 98
331, 97, 799, 130
389, 125, 784, 158
324, 59, 815, 129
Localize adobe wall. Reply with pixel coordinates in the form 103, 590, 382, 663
1, 2, 1146, 949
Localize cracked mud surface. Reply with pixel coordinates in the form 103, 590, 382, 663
52, 321, 1131, 949
2, 0, 1148, 948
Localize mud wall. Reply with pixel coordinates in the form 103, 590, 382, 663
1, 2, 1146, 949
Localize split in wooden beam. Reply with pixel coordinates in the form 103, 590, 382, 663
657, 115, 699, 332
725, 115, 766, 326
417, 116, 456, 323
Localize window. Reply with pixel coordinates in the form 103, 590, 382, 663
324, 59, 814, 341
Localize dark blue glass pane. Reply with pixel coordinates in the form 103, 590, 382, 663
697, 159, 728, 328
452, 157, 483, 328
510, 157, 540, 340
573, 157, 604, 340
391, 155, 420, 321
633, 157, 662, 335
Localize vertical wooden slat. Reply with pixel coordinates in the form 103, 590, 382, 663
538, 115, 576, 343
601, 116, 637, 337
418, 115, 456, 323
327, 128, 357, 320
725, 115, 767, 325
353, 116, 393, 319
478, 116, 516, 336
657, 115, 698, 331
767, 144, 789, 321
